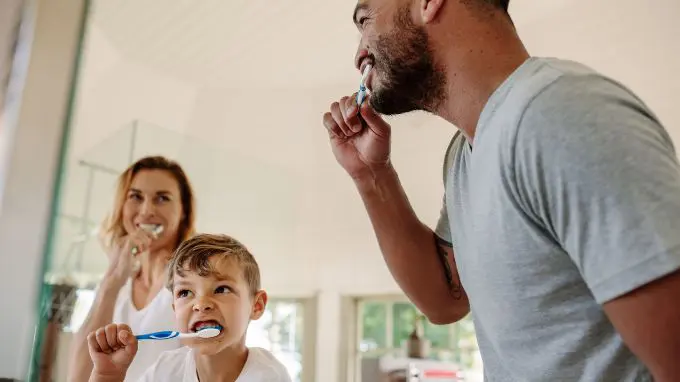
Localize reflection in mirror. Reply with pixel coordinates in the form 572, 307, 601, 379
43, 122, 306, 382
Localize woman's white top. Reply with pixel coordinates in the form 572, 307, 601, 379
111, 279, 180, 381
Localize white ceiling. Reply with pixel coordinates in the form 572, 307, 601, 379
56, 0, 680, 291
86, 0, 577, 90
89, 0, 360, 90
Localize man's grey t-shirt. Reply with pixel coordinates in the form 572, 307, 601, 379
435, 57, 680, 381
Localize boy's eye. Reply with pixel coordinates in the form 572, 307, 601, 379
215, 285, 231, 294
177, 289, 192, 298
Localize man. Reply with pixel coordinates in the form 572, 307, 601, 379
322, 0, 680, 380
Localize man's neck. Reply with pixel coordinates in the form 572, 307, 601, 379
195, 345, 249, 382
434, 20, 530, 143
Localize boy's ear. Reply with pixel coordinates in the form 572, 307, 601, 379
250, 290, 268, 320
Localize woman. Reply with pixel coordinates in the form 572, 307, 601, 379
68, 156, 196, 382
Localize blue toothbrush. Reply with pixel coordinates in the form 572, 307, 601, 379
356, 64, 372, 106
136, 327, 220, 341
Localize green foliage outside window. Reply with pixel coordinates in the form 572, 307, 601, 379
358, 299, 479, 371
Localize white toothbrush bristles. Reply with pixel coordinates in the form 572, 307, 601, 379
139, 223, 164, 238
361, 64, 372, 84
195, 327, 221, 339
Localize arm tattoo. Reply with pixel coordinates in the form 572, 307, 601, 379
434, 234, 463, 300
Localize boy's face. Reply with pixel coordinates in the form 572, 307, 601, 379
171, 256, 266, 355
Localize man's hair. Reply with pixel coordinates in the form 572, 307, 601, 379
166, 233, 261, 296
480, 0, 509, 11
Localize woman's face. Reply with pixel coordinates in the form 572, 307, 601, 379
122, 169, 184, 251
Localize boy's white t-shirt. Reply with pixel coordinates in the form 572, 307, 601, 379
136, 346, 293, 382
110, 279, 180, 381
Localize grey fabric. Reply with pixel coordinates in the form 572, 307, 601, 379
435, 57, 679, 381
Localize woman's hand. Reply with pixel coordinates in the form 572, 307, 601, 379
102, 229, 154, 290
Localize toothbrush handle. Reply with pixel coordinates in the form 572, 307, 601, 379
356, 85, 367, 106
135, 331, 180, 341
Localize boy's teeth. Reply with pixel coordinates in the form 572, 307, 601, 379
195, 321, 220, 331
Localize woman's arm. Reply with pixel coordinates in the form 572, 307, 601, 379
68, 281, 122, 382
69, 232, 148, 382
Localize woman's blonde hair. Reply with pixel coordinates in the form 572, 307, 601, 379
101, 156, 196, 250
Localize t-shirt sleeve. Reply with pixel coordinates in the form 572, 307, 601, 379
434, 195, 452, 245
512, 74, 680, 304
434, 132, 462, 245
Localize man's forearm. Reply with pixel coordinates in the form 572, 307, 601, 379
354, 164, 469, 323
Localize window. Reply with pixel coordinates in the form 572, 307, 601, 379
355, 297, 483, 382
246, 299, 306, 382
64, 288, 95, 333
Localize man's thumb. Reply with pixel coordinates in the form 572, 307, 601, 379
359, 97, 390, 138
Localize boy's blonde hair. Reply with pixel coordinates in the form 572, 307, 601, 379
167, 233, 261, 295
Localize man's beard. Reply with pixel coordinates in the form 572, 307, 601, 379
369, 7, 446, 115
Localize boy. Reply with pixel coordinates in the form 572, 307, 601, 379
86, 233, 292, 382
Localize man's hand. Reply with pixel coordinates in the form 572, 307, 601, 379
322, 94, 392, 181
87, 323, 138, 382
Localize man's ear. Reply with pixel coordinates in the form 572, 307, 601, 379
419, 0, 445, 23
250, 290, 268, 320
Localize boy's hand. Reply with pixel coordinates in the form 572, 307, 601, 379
87, 324, 138, 380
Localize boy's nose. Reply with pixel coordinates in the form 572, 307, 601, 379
192, 298, 215, 311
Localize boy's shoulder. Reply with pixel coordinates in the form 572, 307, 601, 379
156, 346, 193, 361
240, 347, 292, 382
138, 347, 194, 381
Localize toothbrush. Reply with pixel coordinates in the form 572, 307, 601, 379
139, 223, 164, 238
136, 326, 221, 341
131, 224, 164, 255
356, 64, 372, 106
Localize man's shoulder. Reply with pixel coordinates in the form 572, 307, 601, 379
505, 58, 672, 196
508, 57, 660, 154
516, 57, 645, 121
